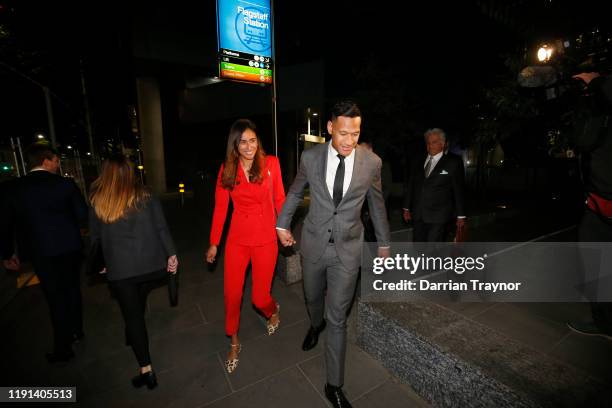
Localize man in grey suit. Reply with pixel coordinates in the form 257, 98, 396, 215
277, 100, 391, 408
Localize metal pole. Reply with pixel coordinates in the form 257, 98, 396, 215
9, 137, 21, 177
272, 78, 278, 156
271, 0, 278, 156
16, 137, 27, 175
43, 86, 57, 148
74, 148, 86, 193
80, 59, 99, 171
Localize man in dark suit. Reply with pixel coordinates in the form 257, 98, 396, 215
1, 144, 88, 362
402, 128, 466, 242
277, 101, 391, 408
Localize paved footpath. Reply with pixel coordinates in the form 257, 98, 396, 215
0, 197, 429, 408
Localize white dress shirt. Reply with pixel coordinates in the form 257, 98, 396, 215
326, 143, 355, 199
277, 143, 389, 247
424, 151, 444, 175
404, 151, 466, 218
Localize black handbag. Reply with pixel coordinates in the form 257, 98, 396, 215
85, 239, 105, 275
168, 271, 179, 307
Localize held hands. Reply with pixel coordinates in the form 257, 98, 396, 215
206, 245, 217, 263
167, 254, 179, 274
277, 229, 296, 247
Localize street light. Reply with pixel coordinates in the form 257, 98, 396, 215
67, 145, 73, 150
537, 44, 553, 62
36, 134, 45, 140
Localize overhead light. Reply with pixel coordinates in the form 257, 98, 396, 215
185, 76, 223, 88
67, 145, 73, 149
537, 44, 553, 62
36, 134, 45, 140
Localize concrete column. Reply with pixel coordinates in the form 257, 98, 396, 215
136, 77, 166, 194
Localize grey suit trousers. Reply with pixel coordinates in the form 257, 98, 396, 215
303, 242, 359, 387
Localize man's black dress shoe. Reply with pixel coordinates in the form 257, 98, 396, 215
45, 351, 75, 363
132, 370, 158, 390
302, 321, 326, 351
324, 384, 352, 408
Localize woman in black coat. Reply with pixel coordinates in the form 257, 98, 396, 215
89, 155, 178, 390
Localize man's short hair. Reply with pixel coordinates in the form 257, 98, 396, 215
330, 100, 361, 121
26, 143, 58, 169
424, 128, 447, 142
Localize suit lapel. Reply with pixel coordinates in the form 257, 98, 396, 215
339, 146, 363, 206
429, 154, 447, 177
320, 143, 333, 203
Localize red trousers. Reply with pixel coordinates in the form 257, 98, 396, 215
224, 240, 278, 336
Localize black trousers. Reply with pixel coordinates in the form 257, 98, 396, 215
578, 210, 612, 334
32, 251, 83, 355
109, 270, 166, 367
413, 218, 448, 242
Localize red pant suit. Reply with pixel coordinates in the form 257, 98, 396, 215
210, 155, 286, 336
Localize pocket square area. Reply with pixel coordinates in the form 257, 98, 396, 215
440, 170, 449, 174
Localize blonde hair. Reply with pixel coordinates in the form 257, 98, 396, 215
89, 155, 150, 223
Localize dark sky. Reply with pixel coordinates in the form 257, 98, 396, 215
0, 0, 607, 147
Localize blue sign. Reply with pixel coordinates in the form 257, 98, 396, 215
217, 0, 272, 57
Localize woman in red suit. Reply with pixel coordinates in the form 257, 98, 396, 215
206, 119, 285, 373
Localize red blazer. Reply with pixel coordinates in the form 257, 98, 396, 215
210, 155, 286, 246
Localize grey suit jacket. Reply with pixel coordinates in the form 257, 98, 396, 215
277, 142, 391, 270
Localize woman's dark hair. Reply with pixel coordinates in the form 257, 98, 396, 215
221, 119, 266, 190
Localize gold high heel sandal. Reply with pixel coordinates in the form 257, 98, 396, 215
267, 303, 280, 336
225, 343, 241, 373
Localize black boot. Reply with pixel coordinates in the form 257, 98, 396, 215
302, 321, 326, 351
132, 370, 158, 390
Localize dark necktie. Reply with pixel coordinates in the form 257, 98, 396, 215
424, 156, 433, 178
333, 154, 345, 207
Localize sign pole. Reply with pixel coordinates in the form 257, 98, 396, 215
271, 0, 278, 155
